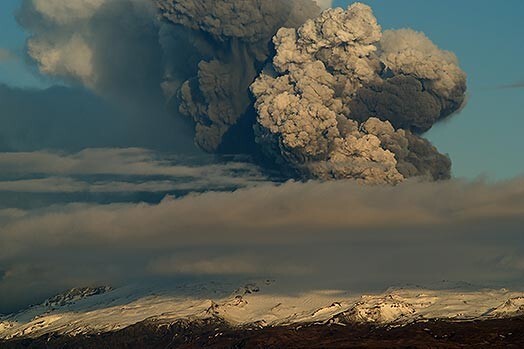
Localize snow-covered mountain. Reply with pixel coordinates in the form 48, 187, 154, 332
2, 280, 524, 341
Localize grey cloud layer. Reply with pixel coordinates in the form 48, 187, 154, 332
1, 178, 523, 312
0, 148, 268, 195
0, 148, 252, 176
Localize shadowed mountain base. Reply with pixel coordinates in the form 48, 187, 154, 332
3, 316, 524, 349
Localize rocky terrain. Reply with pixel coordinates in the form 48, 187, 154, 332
3, 316, 524, 348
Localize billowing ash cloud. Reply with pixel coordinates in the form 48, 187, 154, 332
18, 1, 466, 184
351, 28, 467, 132
251, 4, 465, 183
156, 0, 322, 152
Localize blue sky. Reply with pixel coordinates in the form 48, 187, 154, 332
0, 0, 48, 88
1, 0, 523, 179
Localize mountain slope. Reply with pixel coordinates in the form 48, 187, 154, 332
2, 280, 524, 342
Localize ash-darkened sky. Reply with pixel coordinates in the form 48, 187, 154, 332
0, 0, 523, 314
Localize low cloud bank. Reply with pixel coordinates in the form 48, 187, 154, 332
0, 148, 268, 210
1, 178, 523, 313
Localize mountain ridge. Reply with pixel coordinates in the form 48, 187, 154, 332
2, 280, 524, 343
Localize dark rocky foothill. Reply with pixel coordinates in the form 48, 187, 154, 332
3, 316, 524, 348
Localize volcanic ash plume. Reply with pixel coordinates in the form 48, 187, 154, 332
156, 0, 322, 152
251, 3, 466, 183
19, 1, 466, 184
